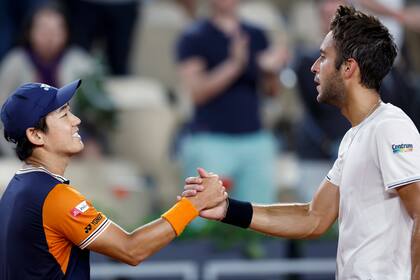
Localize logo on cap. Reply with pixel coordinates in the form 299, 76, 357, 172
40, 84, 51, 91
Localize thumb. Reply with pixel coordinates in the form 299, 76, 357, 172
197, 167, 211, 178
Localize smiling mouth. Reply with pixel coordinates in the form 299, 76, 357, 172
72, 132, 81, 139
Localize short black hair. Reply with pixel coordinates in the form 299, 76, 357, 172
330, 5, 397, 90
4, 117, 48, 161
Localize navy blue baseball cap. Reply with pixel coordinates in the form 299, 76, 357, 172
1, 79, 81, 143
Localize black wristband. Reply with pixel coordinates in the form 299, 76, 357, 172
221, 198, 253, 228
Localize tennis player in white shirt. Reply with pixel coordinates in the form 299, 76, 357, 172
183, 5, 420, 279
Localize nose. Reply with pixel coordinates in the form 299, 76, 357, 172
311, 57, 320, 74
70, 111, 81, 126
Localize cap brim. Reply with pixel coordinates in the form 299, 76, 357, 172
56, 79, 82, 108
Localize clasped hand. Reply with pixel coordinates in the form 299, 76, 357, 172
179, 168, 229, 220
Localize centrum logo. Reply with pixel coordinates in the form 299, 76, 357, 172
392, 143, 413, 153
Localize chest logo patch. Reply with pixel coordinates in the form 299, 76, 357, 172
392, 143, 413, 154
70, 200, 90, 217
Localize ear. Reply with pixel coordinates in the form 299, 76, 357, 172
342, 58, 358, 79
26, 128, 45, 146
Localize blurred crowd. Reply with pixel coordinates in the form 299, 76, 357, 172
0, 0, 420, 218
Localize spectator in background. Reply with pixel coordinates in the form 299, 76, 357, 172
176, 0, 286, 204
0, 2, 101, 157
66, 0, 140, 75
0, 2, 94, 106
293, 0, 350, 161
0, 0, 48, 62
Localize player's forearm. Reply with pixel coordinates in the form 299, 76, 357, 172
125, 219, 176, 265
189, 59, 243, 105
89, 220, 176, 266
111, 198, 200, 265
250, 203, 325, 239
411, 218, 420, 278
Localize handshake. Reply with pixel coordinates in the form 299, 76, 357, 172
178, 168, 229, 221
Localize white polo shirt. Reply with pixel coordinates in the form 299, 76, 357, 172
326, 102, 420, 280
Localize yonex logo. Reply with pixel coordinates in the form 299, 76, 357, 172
40, 84, 51, 91
392, 143, 413, 153
83, 214, 102, 234
84, 224, 92, 233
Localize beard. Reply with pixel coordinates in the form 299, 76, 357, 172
316, 70, 346, 107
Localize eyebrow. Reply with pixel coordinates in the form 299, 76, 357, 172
57, 103, 69, 113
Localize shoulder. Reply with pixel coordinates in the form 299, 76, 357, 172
16, 169, 66, 187
6, 171, 69, 206
372, 103, 419, 140
43, 183, 87, 218
176, 20, 210, 57
241, 21, 267, 37
64, 46, 92, 58
179, 19, 210, 40
241, 21, 264, 33
2, 47, 27, 59
46, 183, 84, 202
61, 46, 94, 65
240, 21, 268, 49
59, 46, 96, 79
0, 48, 30, 67
375, 103, 417, 130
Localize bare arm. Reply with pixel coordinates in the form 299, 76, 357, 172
87, 219, 175, 266
250, 180, 339, 239
87, 176, 227, 266
178, 58, 243, 105
396, 182, 420, 279
184, 173, 339, 239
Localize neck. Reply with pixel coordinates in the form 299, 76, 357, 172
211, 12, 238, 34
340, 87, 381, 127
25, 152, 69, 176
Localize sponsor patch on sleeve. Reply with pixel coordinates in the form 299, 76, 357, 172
70, 200, 90, 217
392, 143, 414, 154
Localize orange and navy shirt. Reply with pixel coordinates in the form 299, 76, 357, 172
0, 166, 111, 279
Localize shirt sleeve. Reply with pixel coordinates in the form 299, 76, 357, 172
43, 184, 111, 249
326, 133, 349, 187
175, 30, 203, 63
326, 157, 342, 187
253, 27, 269, 53
375, 119, 420, 190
